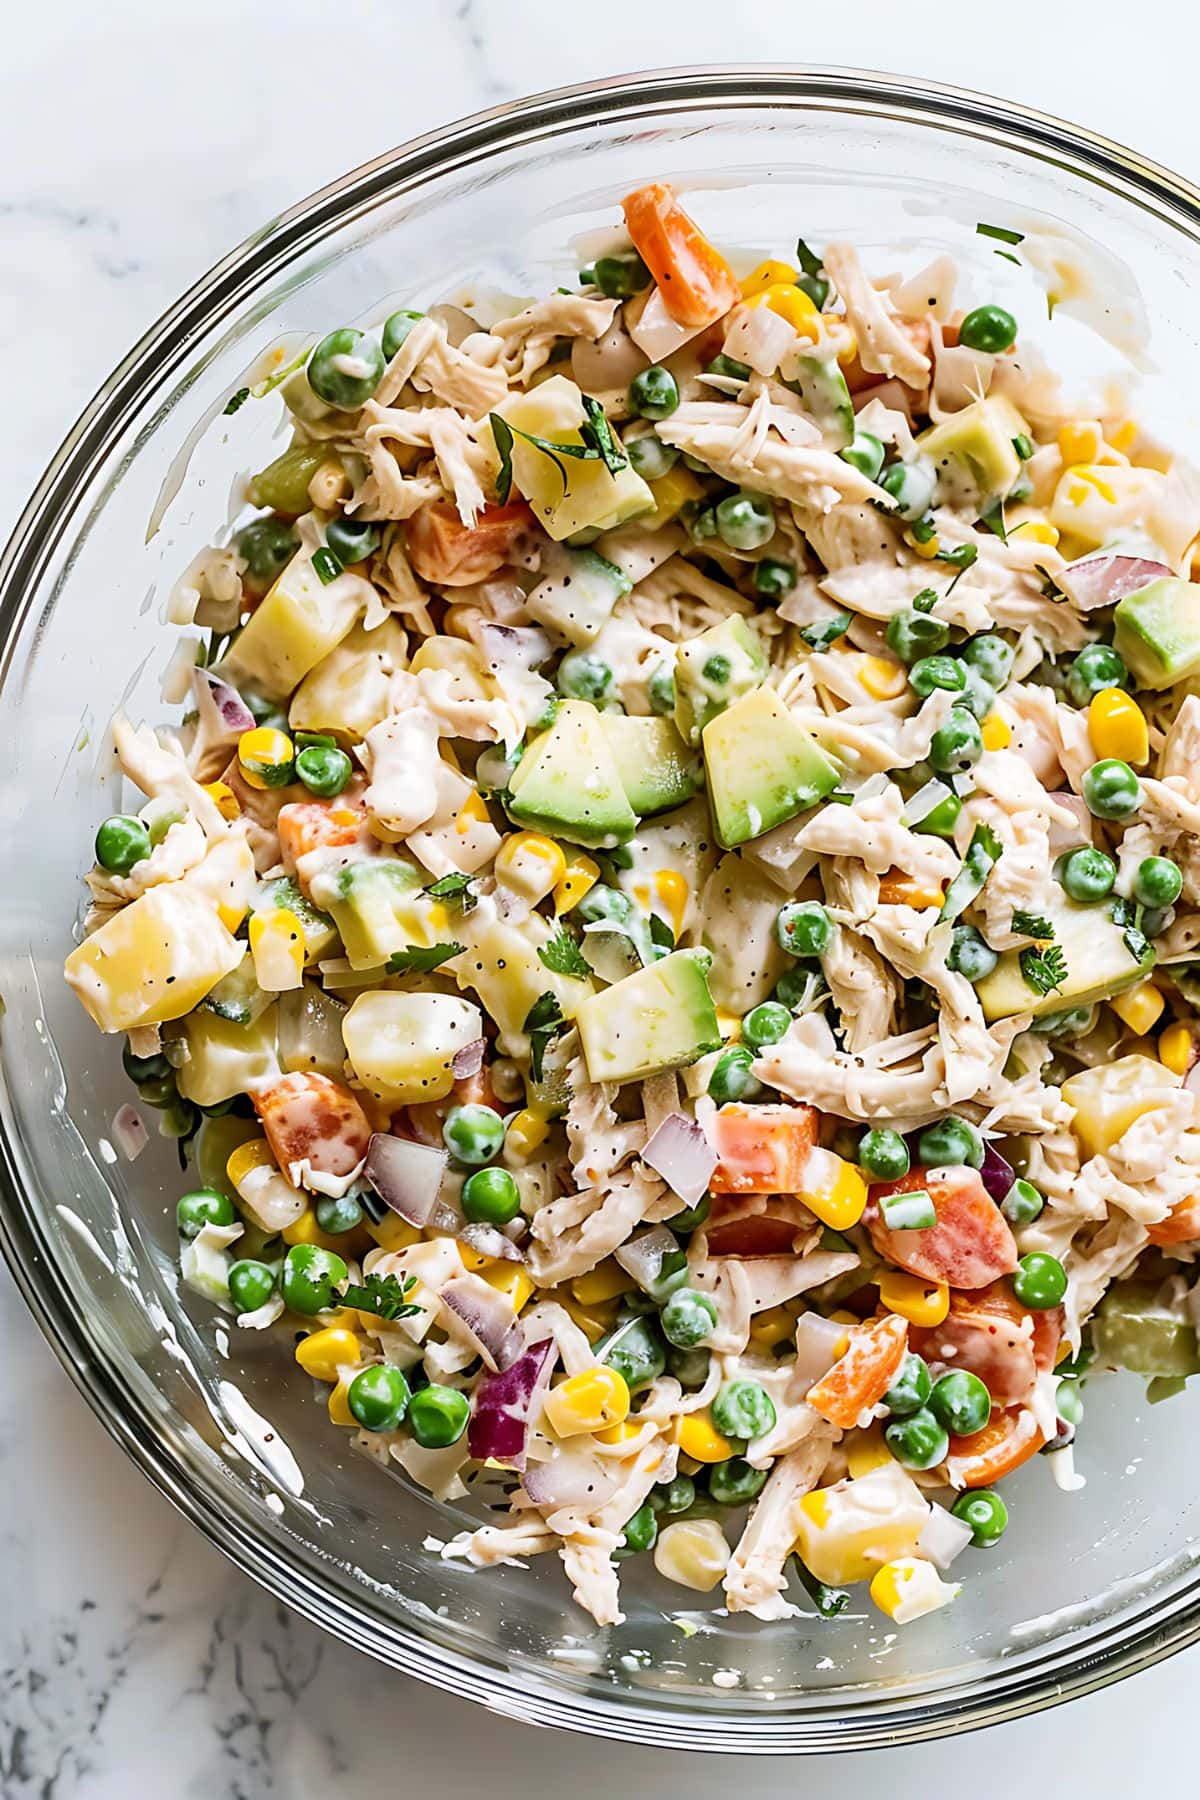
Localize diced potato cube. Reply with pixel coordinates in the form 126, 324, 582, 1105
342, 991, 482, 1104
65, 886, 244, 1033
288, 619, 408, 742
176, 1004, 280, 1108
220, 553, 365, 700
792, 1463, 930, 1587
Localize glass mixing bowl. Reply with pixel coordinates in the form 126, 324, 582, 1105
4, 66, 1200, 1753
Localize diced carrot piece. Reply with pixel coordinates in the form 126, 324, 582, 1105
406, 499, 535, 587
622, 182, 740, 328
277, 799, 366, 871
1146, 1195, 1200, 1247
911, 1281, 1055, 1405
946, 1407, 1045, 1488
252, 1072, 371, 1182
708, 1103, 820, 1195
806, 1312, 910, 1430
865, 1166, 1018, 1291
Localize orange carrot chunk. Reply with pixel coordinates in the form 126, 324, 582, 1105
622, 182, 740, 328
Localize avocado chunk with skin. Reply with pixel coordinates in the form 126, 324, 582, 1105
600, 713, 702, 816
675, 614, 768, 746
575, 949, 721, 1084
703, 686, 841, 849
1113, 577, 1200, 689
507, 698, 637, 848
917, 395, 1031, 510
975, 900, 1155, 1022
309, 858, 444, 971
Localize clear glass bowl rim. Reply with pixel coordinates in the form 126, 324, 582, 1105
4, 63, 1200, 1753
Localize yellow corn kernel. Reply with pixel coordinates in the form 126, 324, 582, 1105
653, 869, 689, 940
748, 1304, 795, 1352
544, 1366, 631, 1437
248, 907, 305, 992
825, 317, 857, 364
1088, 687, 1149, 765
572, 1259, 635, 1305
1110, 981, 1165, 1035
295, 1326, 361, 1384
745, 282, 820, 337
595, 1418, 644, 1446
1073, 466, 1117, 505
646, 465, 704, 528
740, 259, 799, 299
477, 1259, 535, 1315
554, 853, 600, 916
227, 1137, 276, 1192
715, 1008, 742, 1042
798, 1487, 832, 1529
1159, 1021, 1195, 1077
905, 529, 941, 560
1109, 419, 1138, 453
799, 1146, 868, 1231
283, 1206, 363, 1255
1059, 422, 1102, 467
455, 790, 491, 833
858, 655, 908, 701
203, 779, 241, 821
506, 1108, 549, 1161
673, 1409, 735, 1464
494, 830, 568, 903
1007, 509, 1060, 546
980, 713, 1012, 752
365, 1213, 422, 1253
237, 725, 294, 790
870, 1557, 959, 1624
846, 1422, 894, 1480
557, 1291, 618, 1342
328, 1377, 356, 1427
879, 1269, 951, 1327
653, 1517, 731, 1592
877, 873, 945, 909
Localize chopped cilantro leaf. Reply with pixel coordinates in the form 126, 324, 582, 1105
538, 928, 591, 980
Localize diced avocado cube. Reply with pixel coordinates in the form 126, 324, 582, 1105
780, 352, 854, 448
507, 698, 637, 848
575, 949, 720, 1084
675, 615, 767, 746
492, 375, 655, 540
1113, 577, 1200, 690
976, 901, 1155, 1022
702, 686, 840, 849
176, 1004, 280, 1108
312, 858, 443, 971
199, 955, 274, 1026
917, 395, 1031, 510
251, 875, 338, 964
525, 542, 633, 645
600, 714, 701, 816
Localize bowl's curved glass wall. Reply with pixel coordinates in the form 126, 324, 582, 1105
3, 70, 1200, 1750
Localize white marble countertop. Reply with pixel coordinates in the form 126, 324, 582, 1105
3, 1, 1198, 1792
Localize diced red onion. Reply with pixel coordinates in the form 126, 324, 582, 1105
522, 1449, 623, 1511
112, 1104, 148, 1162
918, 1503, 974, 1569
440, 1274, 524, 1372
192, 666, 256, 736
641, 1112, 716, 1208
459, 1221, 526, 1263
792, 1311, 850, 1385
979, 1141, 1018, 1207
1046, 792, 1094, 857
478, 623, 553, 672
614, 1224, 679, 1294
467, 1339, 555, 1467
723, 302, 796, 378
365, 1132, 447, 1228
1057, 554, 1172, 613
450, 1037, 486, 1080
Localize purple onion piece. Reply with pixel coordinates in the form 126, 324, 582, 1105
364, 1132, 447, 1228
440, 1274, 523, 1372
451, 1038, 486, 1080
192, 666, 257, 735
1057, 553, 1173, 613
467, 1339, 555, 1467
979, 1140, 1017, 1207
640, 1112, 717, 1208
459, 1221, 525, 1264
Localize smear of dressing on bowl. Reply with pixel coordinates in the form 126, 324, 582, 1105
217, 1380, 304, 1498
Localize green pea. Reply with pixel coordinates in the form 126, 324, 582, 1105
557, 650, 614, 701
95, 814, 151, 874
754, 558, 798, 601
956, 665, 997, 721
703, 653, 732, 685
929, 1369, 991, 1436
742, 1002, 792, 1051
653, 1474, 696, 1515
683, 502, 719, 545
307, 328, 385, 410
666, 1343, 711, 1388
408, 1383, 470, 1448
233, 516, 299, 584
296, 745, 352, 798
919, 1115, 983, 1169
1056, 1378, 1084, 1427
461, 1165, 522, 1226
886, 611, 950, 664
858, 1127, 911, 1181
647, 663, 677, 714
915, 792, 963, 838
602, 1317, 667, 1394
909, 655, 966, 698
576, 884, 632, 925
1002, 1177, 1045, 1225
281, 1244, 348, 1316
1083, 758, 1141, 821
961, 633, 1014, 688
325, 518, 381, 565
840, 430, 885, 482
617, 1501, 659, 1556
668, 1194, 711, 1235
443, 1104, 506, 1167
661, 1287, 718, 1349
176, 1187, 235, 1240
122, 1043, 171, 1086
775, 899, 833, 958
879, 460, 936, 520
704, 353, 751, 381
228, 1259, 277, 1314
715, 491, 776, 551
347, 1363, 411, 1432
951, 1488, 1008, 1545
946, 923, 998, 983
884, 1405, 949, 1470
1058, 845, 1117, 902
137, 1073, 178, 1109
929, 711, 984, 774
591, 253, 651, 299
708, 1457, 769, 1506
1011, 1252, 1068, 1309
959, 305, 1018, 353
312, 1194, 363, 1236
884, 1352, 933, 1418
773, 966, 814, 1009
628, 365, 679, 420
381, 309, 423, 360
1133, 856, 1183, 908
712, 1379, 777, 1440
707, 1045, 763, 1104
626, 431, 678, 480
1067, 642, 1128, 707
